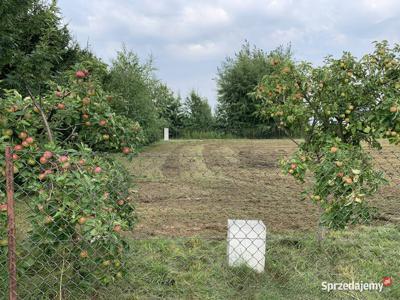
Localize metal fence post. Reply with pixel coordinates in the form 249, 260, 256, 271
5, 146, 17, 300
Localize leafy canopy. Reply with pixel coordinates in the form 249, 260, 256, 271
0, 0, 85, 95
254, 41, 400, 229
216, 42, 292, 135
184, 90, 214, 130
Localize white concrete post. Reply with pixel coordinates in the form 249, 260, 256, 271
227, 219, 266, 273
163, 128, 169, 141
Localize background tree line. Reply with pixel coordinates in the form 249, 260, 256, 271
0, 0, 185, 144
0, 0, 301, 141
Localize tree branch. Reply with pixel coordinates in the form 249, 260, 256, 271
26, 87, 54, 143
63, 126, 77, 142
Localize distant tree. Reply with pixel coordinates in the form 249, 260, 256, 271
105, 47, 163, 143
152, 82, 185, 136
184, 90, 214, 130
0, 0, 84, 95
216, 42, 292, 136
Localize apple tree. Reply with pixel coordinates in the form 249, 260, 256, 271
0, 62, 144, 291
0, 62, 143, 195
254, 41, 399, 231
4, 61, 144, 151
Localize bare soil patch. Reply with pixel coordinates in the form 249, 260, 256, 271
124, 139, 400, 238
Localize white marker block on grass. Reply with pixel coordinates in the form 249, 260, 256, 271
164, 128, 169, 141
227, 219, 266, 273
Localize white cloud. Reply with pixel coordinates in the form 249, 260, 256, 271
361, 0, 399, 15
167, 41, 225, 60
182, 4, 230, 26
58, 0, 400, 108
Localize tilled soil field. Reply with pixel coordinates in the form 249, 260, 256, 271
123, 139, 400, 238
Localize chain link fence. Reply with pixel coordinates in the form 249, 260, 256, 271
1, 139, 399, 299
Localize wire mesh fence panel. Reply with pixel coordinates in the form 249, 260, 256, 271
0, 147, 138, 299
1, 139, 400, 299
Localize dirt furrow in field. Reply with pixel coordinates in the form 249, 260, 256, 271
125, 139, 400, 238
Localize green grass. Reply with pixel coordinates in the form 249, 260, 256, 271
104, 225, 400, 299
176, 129, 237, 139
3, 200, 399, 299
174, 127, 303, 140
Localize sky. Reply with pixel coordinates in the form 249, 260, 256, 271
58, 0, 400, 110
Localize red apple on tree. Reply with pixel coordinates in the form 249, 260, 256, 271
57, 103, 65, 110
62, 162, 71, 170
43, 151, 53, 159
55, 91, 63, 98
8, 106, 18, 113
0, 204, 7, 212
39, 156, 48, 164
18, 131, 28, 140
62, 162, 71, 169
80, 250, 89, 258
122, 147, 131, 155
343, 176, 353, 184
25, 137, 34, 144
75, 70, 86, 79
82, 97, 91, 105
58, 155, 69, 163
14, 144, 23, 151
99, 120, 107, 126
113, 225, 122, 233
94, 166, 102, 174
